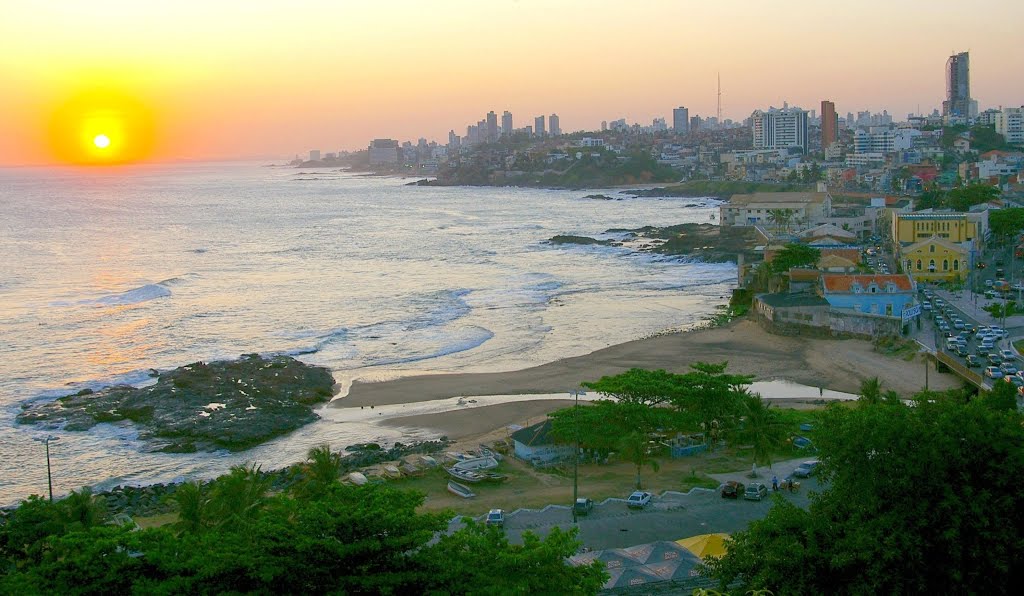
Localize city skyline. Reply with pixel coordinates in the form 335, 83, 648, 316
1, 0, 1023, 165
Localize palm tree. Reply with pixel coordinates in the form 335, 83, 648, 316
297, 444, 343, 499
736, 393, 787, 476
60, 486, 107, 530
173, 481, 207, 533
207, 463, 273, 529
859, 377, 882, 406
619, 431, 660, 490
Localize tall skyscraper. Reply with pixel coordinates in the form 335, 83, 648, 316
486, 111, 498, 142
549, 113, 561, 136
448, 130, 460, 150
501, 111, 513, 137
943, 51, 972, 118
672, 107, 690, 134
534, 115, 546, 137
751, 107, 809, 151
821, 100, 838, 149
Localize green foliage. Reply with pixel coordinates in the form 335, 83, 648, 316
984, 300, 1017, 319
703, 399, 1024, 593
734, 393, 789, 470
770, 243, 821, 274
983, 379, 1019, 412
989, 208, 1024, 239
947, 184, 1001, 211
1, 481, 605, 594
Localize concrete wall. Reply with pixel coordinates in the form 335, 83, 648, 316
828, 309, 902, 338
754, 299, 902, 339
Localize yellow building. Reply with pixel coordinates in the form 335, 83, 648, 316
900, 236, 969, 282
891, 211, 985, 246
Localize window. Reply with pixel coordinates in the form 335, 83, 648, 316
916, 259, 922, 270
953, 260, 959, 271
943, 259, 949, 271
929, 259, 936, 271
929, 244, 935, 253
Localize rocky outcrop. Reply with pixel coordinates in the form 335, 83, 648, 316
17, 354, 336, 453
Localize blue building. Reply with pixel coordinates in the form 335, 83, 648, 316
821, 274, 916, 317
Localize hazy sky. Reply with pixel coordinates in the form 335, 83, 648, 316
2, 0, 1022, 165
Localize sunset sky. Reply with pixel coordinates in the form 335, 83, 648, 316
2, 0, 1022, 165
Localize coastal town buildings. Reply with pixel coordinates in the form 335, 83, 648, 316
996, 107, 1024, 144
820, 273, 916, 317
900, 236, 970, 282
309, 149, 320, 162
720, 189, 832, 228
549, 113, 561, 136
486, 111, 498, 142
368, 139, 400, 165
501, 111, 513, 137
943, 51, 976, 119
673, 107, 690, 134
534, 115, 546, 137
821, 100, 838, 150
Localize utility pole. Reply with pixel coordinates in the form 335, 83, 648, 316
717, 72, 722, 123
570, 388, 586, 523
33, 435, 59, 502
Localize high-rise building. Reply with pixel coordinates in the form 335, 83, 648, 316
821, 100, 838, 149
996, 107, 1024, 144
601, 121, 608, 131
534, 115, 546, 137
367, 139, 399, 165
672, 107, 690, 134
486, 111, 498, 142
309, 150, 321, 161
751, 107, 809, 151
549, 113, 561, 136
448, 130, 461, 150
501, 111, 513, 137
943, 52, 973, 118
690, 115, 702, 132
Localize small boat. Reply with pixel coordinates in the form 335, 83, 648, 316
347, 472, 368, 486
451, 456, 499, 471
401, 462, 422, 476
446, 467, 486, 483
447, 481, 476, 499
419, 455, 438, 467
383, 465, 402, 478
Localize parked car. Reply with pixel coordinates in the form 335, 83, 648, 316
985, 366, 1004, 379
966, 355, 983, 368
744, 483, 769, 501
485, 509, 504, 527
720, 480, 744, 499
793, 460, 820, 478
626, 491, 652, 509
574, 497, 594, 515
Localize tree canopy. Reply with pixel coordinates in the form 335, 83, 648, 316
989, 208, 1024, 240
770, 243, 821, 274
702, 396, 1024, 594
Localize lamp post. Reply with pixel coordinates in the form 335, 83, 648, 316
33, 435, 59, 502
570, 388, 586, 523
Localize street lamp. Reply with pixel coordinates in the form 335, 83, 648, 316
570, 388, 586, 523
32, 435, 59, 502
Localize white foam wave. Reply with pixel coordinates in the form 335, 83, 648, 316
52, 283, 172, 307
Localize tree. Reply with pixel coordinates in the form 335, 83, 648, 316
173, 481, 207, 534
582, 368, 680, 406
297, 443, 343, 499
58, 486, 107, 530
770, 243, 820, 274
766, 208, 795, 234
858, 377, 882, 406
946, 184, 1000, 212
666, 362, 755, 449
989, 208, 1024, 240
703, 399, 1024, 593
619, 429, 661, 489
983, 378, 1018, 411
734, 393, 788, 473
206, 463, 273, 530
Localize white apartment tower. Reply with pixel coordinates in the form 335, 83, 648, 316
549, 113, 561, 136
534, 115, 546, 137
751, 107, 809, 152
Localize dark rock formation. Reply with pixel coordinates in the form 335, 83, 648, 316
17, 354, 336, 453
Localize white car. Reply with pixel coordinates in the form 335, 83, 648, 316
985, 366, 1004, 379
1001, 349, 1017, 361
626, 491, 652, 509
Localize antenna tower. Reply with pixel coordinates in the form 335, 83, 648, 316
717, 73, 722, 122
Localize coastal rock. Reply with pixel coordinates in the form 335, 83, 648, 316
16, 354, 336, 453
546, 235, 614, 246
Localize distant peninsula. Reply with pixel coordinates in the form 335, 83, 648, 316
17, 354, 336, 453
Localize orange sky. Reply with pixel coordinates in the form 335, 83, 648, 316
1, 0, 1022, 165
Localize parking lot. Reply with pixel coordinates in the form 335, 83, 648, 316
453, 458, 819, 551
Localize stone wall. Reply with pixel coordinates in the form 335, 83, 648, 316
754, 299, 902, 340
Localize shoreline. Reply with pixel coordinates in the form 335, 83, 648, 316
334, 318, 959, 411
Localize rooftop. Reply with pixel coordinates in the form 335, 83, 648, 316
728, 192, 829, 206
822, 274, 914, 293
756, 292, 828, 308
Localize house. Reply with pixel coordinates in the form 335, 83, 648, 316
720, 190, 832, 228
802, 223, 857, 243
891, 210, 986, 249
821, 274, 916, 317
818, 254, 859, 273
510, 419, 574, 466
899, 236, 970, 282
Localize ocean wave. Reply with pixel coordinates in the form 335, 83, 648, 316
366, 325, 495, 367
51, 283, 172, 307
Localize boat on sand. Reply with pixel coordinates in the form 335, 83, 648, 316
447, 481, 476, 499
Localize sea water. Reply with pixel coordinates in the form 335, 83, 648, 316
0, 162, 735, 503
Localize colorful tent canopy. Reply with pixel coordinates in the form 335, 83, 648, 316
676, 533, 730, 559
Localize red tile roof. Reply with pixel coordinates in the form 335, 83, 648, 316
822, 274, 914, 293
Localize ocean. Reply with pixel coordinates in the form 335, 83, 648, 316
0, 162, 735, 503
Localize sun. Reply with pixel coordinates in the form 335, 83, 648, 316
47, 88, 156, 165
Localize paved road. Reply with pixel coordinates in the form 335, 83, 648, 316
454, 457, 819, 550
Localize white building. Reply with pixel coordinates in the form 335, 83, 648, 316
995, 107, 1024, 144
549, 113, 561, 136
751, 107, 809, 152
368, 139, 400, 165
309, 150, 321, 161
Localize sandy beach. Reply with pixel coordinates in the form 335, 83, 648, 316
336, 319, 958, 439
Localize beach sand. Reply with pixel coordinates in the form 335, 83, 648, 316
335, 319, 957, 412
